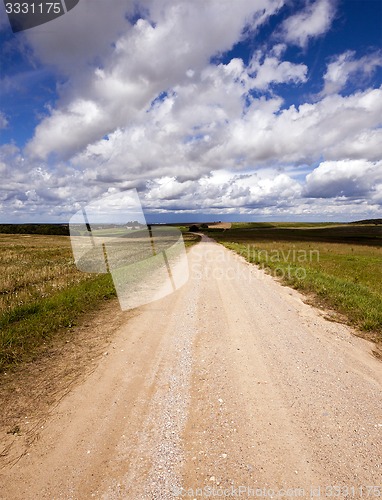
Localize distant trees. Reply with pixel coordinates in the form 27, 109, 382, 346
0, 224, 70, 236
189, 223, 209, 232
351, 219, 382, 225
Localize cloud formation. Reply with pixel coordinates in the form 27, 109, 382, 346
249, 50, 308, 89
280, 0, 336, 48
304, 160, 382, 199
26, 0, 289, 161
1, 0, 381, 222
321, 50, 382, 96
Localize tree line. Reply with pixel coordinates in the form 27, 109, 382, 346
0, 224, 70, 236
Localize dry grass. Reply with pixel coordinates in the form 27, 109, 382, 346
0, 234, 93, 315
0, 234, 116, 371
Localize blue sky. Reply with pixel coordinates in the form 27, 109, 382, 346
0, 0, 381, 223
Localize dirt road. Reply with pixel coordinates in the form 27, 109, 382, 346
1, 236, 381, 499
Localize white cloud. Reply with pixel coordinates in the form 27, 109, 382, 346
58, 83, 382, 202
23, 0, 137, 74
212, 86, 382, 167
26, 0, 285, 160
249, 52, 308, 90
321, 50, 382, 96
26, 0, 379, 179
304, 160, 382, 199
281, 0, 336, 48
142, 170, 302, 212
0, 143, 106, 222
324, 128, 382, 162
26, 99, 108, 160
1, 140, 381, 222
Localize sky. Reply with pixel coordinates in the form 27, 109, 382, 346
0, 0, 381, 223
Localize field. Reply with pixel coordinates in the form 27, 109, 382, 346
0, 231, 200, 372
1, 223, 380, 370
0, 234, 117, 371
206, 223, 382, 350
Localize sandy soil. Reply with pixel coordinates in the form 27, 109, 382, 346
0, 236, 381, 499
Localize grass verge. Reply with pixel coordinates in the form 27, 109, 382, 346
0, 273, 116, 371
0, 233, 117, 371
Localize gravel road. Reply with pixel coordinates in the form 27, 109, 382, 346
1, 236, 381, 499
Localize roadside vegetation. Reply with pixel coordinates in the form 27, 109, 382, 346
206, 223, 382, 350
0, 234, 116, 371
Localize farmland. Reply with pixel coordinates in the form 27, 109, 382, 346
206, 223, 382, 350
1, 222, 380, 371
0, 234, 117, 371
0, 230, 200, 372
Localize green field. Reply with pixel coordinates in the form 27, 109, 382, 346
206, 223, 382, 349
